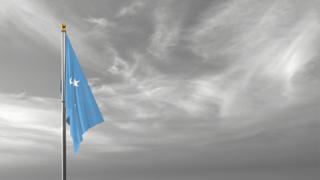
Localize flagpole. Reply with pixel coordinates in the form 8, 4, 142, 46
61, 23, 67, 180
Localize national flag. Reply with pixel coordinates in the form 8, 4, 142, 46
65, 35, 104, 154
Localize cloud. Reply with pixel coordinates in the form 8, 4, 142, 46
0, 93, 60, 166
185, 0, 320, 116
0, 0, 60, 47
0, 93, 135, 165
84, 17, 114, 28
0, 0, 114, 74
116, 1, 145, 17
147, 5, 180, 58
107, 55, 131, 75
1, 0, 319, 179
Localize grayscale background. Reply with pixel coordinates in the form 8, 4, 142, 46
0, 0, 319, 180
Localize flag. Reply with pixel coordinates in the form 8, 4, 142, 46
65, 35, 104, 154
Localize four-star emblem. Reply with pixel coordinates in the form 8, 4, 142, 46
69, 78, 80, 87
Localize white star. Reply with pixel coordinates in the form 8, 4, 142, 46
73, 79, 80, 87
69, 78, 80, 87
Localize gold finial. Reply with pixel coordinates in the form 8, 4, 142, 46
61, 24, 66, 32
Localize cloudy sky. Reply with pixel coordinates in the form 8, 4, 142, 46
0, 0, 319, 179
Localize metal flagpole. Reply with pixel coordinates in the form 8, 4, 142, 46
61, 23, 67, 180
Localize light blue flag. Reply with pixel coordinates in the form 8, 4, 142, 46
65, 35, 104, 154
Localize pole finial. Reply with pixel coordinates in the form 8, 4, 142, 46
61, 24, 66, 32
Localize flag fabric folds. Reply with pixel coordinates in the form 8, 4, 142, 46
65, 35, 104, 154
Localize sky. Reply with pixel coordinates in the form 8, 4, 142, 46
0, 0, 319, 180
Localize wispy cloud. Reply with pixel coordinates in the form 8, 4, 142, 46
147, 6, 180, 58
0, 93, 60, 166
0, 0, 114, 73
186, 0, 320, 116
0, 93, 134, 165
1, 0, 319, 177
0, 0, 60, 47
116, 1, 145, 17
84, 17, 114, 28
